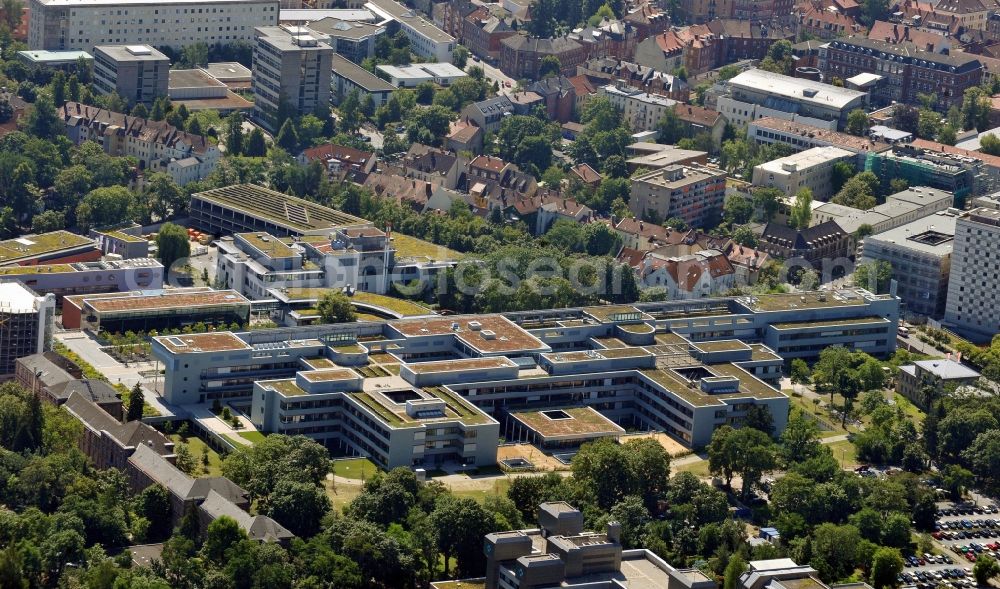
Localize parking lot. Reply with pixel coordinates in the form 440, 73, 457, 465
903, 501, 1000, 589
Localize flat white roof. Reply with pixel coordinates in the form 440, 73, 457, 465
377, 62, 467, 80
756, 145, 854, 174
864, 211, 958, 256
35, 0, 273, 6
729, 68, 867, 110
279, 8, 375, 21
914, 359, 980, 380
0, 282, 41, 313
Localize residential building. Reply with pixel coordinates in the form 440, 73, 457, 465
402, 145, 465, 190
61, 102, 220, 185
92, 45, 169, 106
505, 91, 544, 115
462, 7, 518, 62
27, 0, 279, 52
821, 36, 983, 111
944, 207, 1000, 341
330, 51, 395, 107
673, 104, 727, 147
858, 211, 956, 318
16, 353, 124, 417
624, 2, 670, 38
252, 25, 333, 133
577, 58, 689, 102
297, 143, 376, 182
365, 0, 455, 61
535, 198, 594, 235
188, 184, 372, 239
0, 258, 163, 303
61, 287, 252, 332
304, 17, 385, 63
598, 81, 677, 132
629, 165, 727, 228
567, 18, 637, 61
446, 119, 484, 155
152, 290, 899, 465
751, 146, 855, 200
0, 282, 55, 376
748, 117, 893, 168
896, 359, 980, 408
633, 248, 736, 299
570, 163, 601, 188
461, 96, 515, 134
796, 4, 861, 40
0, 230, 100, 266
718, 69, 867, 131
867, 20, 950, 53
527, 76, 577, 123
499, 35, 588, 79
634, 21, 796, 76
376, 62, 467, 87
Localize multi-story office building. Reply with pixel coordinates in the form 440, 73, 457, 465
748, 117, 893, 169
92, 45, 169, 106
864, 145, 991, 205
365, 0, 455, 61
859, 211, 956, 318
944, 207, 1000, 341
330, 52, 394, 107
821, 36, 983, 111
61, 287, 251, 332
188, 184, 370, 238
304, 17, 385, 63
60, 102, 220, 185
597, 82, 677, 132
0, 282, 55, 376
152, 290, 899, 467
718, 69, 867, 131
252, 25, 333, 133
216, 229, 395, 297
438, 502, 706, 589
0, 259, 163, 303
0, 230, 100, 266
752, 146, 855, 200
27, 0, 279, 52
629, 165, 727, 228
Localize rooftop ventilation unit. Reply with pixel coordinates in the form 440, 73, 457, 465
481, 330, 496, 340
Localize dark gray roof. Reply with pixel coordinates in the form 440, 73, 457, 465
200, 490, 294, 542
500, 34, 583, 54
762, 220, 846, 249
48, 379, 120, 404
64, 390, 174, 454
468, 95, 514, 116
16, 352, 79, 388
331, 52, 394, 92
128, 443, 195, 498
828, 36, 983, 72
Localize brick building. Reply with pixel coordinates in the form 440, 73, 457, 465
499, 35, 588, 79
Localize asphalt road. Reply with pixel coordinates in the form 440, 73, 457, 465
467, 57, 514, 88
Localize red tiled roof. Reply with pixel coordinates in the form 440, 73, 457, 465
571, 163, 602, 184
868, 20, 945, 50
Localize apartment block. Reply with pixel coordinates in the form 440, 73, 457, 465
598, 82, 677, 132
304, 17, 385, 63
252, 25, 333, 133
0, 282, 55, 376
461, 96, 515, 134
747, 117, 893, 169
93, 45, 169, 106
499, 35, 588, 79
944, 207, 1000, 341
61, 102, 220, 185
27, 0, 279, 52
752, 146, 855, 200
629, 165, 727, 228
858, 211, 956, 318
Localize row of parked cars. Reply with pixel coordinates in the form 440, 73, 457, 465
951, 542, 1000, 562
938, 506, 999, 517
901, 567, 971, 584
906, 554, 954, 567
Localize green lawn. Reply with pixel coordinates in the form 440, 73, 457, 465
673, 459, 711, 478
893, 393, 925, 422
392, 233, 462, 261
451, 477, 512, 502
238, 431, 266, 443
828, 439, 859, 468
171, 433, 224, 477
332, 458, 380, 480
